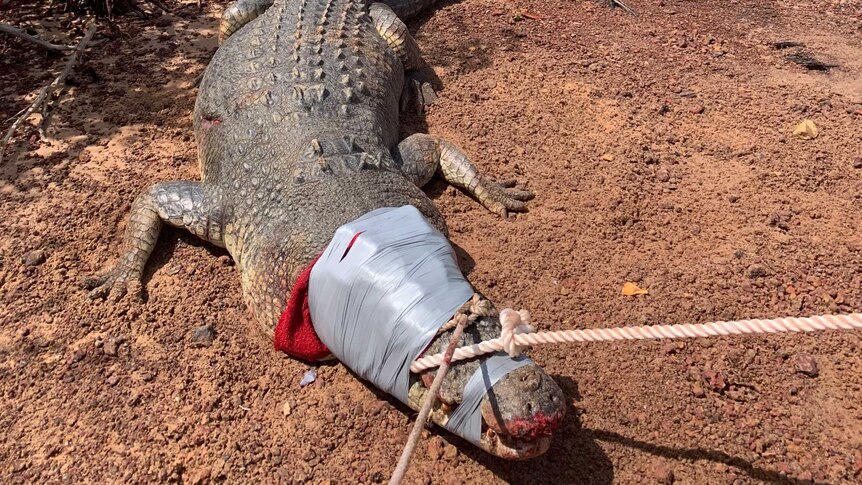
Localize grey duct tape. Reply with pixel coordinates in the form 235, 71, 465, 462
308, 205, 533, 445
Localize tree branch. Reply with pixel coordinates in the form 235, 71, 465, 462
1, 22, 97, 164
0, 22, 75, 52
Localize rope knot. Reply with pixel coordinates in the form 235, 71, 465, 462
468, 293, 494, 319
499, 308, 535, 358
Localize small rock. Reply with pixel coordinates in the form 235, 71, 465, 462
190, 325, 216, 347
792, 119, 818, 139
67, 349, 86, 365
106, 375, 120, 386
427, 437, 444, 460
656, 167, 671, 182
689, 104, 704, 114
728, 194, 739, 203
651, 463, 675, 484
300, 368, 317, 387
601, 153, 615, 162
442, 444, 458, 460
853, 158, 862, 169
300, 448, 316, 462
692, 384, 706, 398
793, 352, 819, 377
190, 467, 211, 485
282, 400, 292, 417
768, 211, 790, 230
22, 250, 46, 267
702, 370, 727, 393
155, 16, 173, 28
103, 338, 120, 356
746, 264, 768, 279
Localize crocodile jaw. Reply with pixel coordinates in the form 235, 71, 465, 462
407, 381, 559, 460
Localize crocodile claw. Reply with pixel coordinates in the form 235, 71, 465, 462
83, 266, 142, 302
480, 179, 535, 218
402, 72, 437, 116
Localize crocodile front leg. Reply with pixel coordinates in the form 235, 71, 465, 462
393, 134, 534, 217
85, 181, 228, 301
369, 2, 437, 114
220, 0, 274, 43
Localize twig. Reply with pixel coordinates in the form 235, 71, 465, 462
609, 0, 638, 17
0, 22, 75, 52
389, 319, 468, 485
0, 22, 97, 164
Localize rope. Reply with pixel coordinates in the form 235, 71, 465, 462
389, 293, 493, 485
410, 312, 862, 373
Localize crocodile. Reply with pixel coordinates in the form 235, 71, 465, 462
85, 0, 565, 459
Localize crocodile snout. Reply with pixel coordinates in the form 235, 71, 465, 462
481, 364, 566, 440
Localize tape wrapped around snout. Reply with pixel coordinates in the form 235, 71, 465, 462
307, 205, 532, 444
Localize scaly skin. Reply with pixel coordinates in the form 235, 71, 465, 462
86, 0, 560, 459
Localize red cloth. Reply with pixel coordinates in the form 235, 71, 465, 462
273, 253, 330, 361
273, 232, 364, 361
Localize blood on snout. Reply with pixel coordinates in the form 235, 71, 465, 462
201, 116, 222, 130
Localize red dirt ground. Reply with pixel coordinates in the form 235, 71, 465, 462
2, 0, 862, 483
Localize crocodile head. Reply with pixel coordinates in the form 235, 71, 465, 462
411, 313, 566, 459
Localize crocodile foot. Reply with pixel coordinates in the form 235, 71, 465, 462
401, 71, 437, 116
408, 314, 565, 459
83, 264, 143, 302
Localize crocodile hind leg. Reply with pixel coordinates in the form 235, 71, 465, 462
393, 134, 534, 217
85, 181, 227, 302
220, 0, 274, 43
369, 2, 437, 114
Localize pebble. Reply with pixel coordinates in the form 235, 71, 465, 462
427, 437, 444, 460
155, 16, 173, 28
190, 467, 211, 485
67, 349, 86, 365
22, 249, 46, 267
689, 104, 705, 114
106, 375, 120, 386
656, 167, 671, 182
768, 211, 790, 230
103, 337, 122, 356
651, 463, 675, 484
793, 352, 819, 377
300, 368, 317, 387
190, 325, 216, 347
692, 384, 706, 398
853, 158, 862, 169
702, 370, 727, 392
746, 264, 768, 278
443, 444, 458, 460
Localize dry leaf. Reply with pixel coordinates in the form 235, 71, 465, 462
622, 282, 648, 296
792, 119, 818, 139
